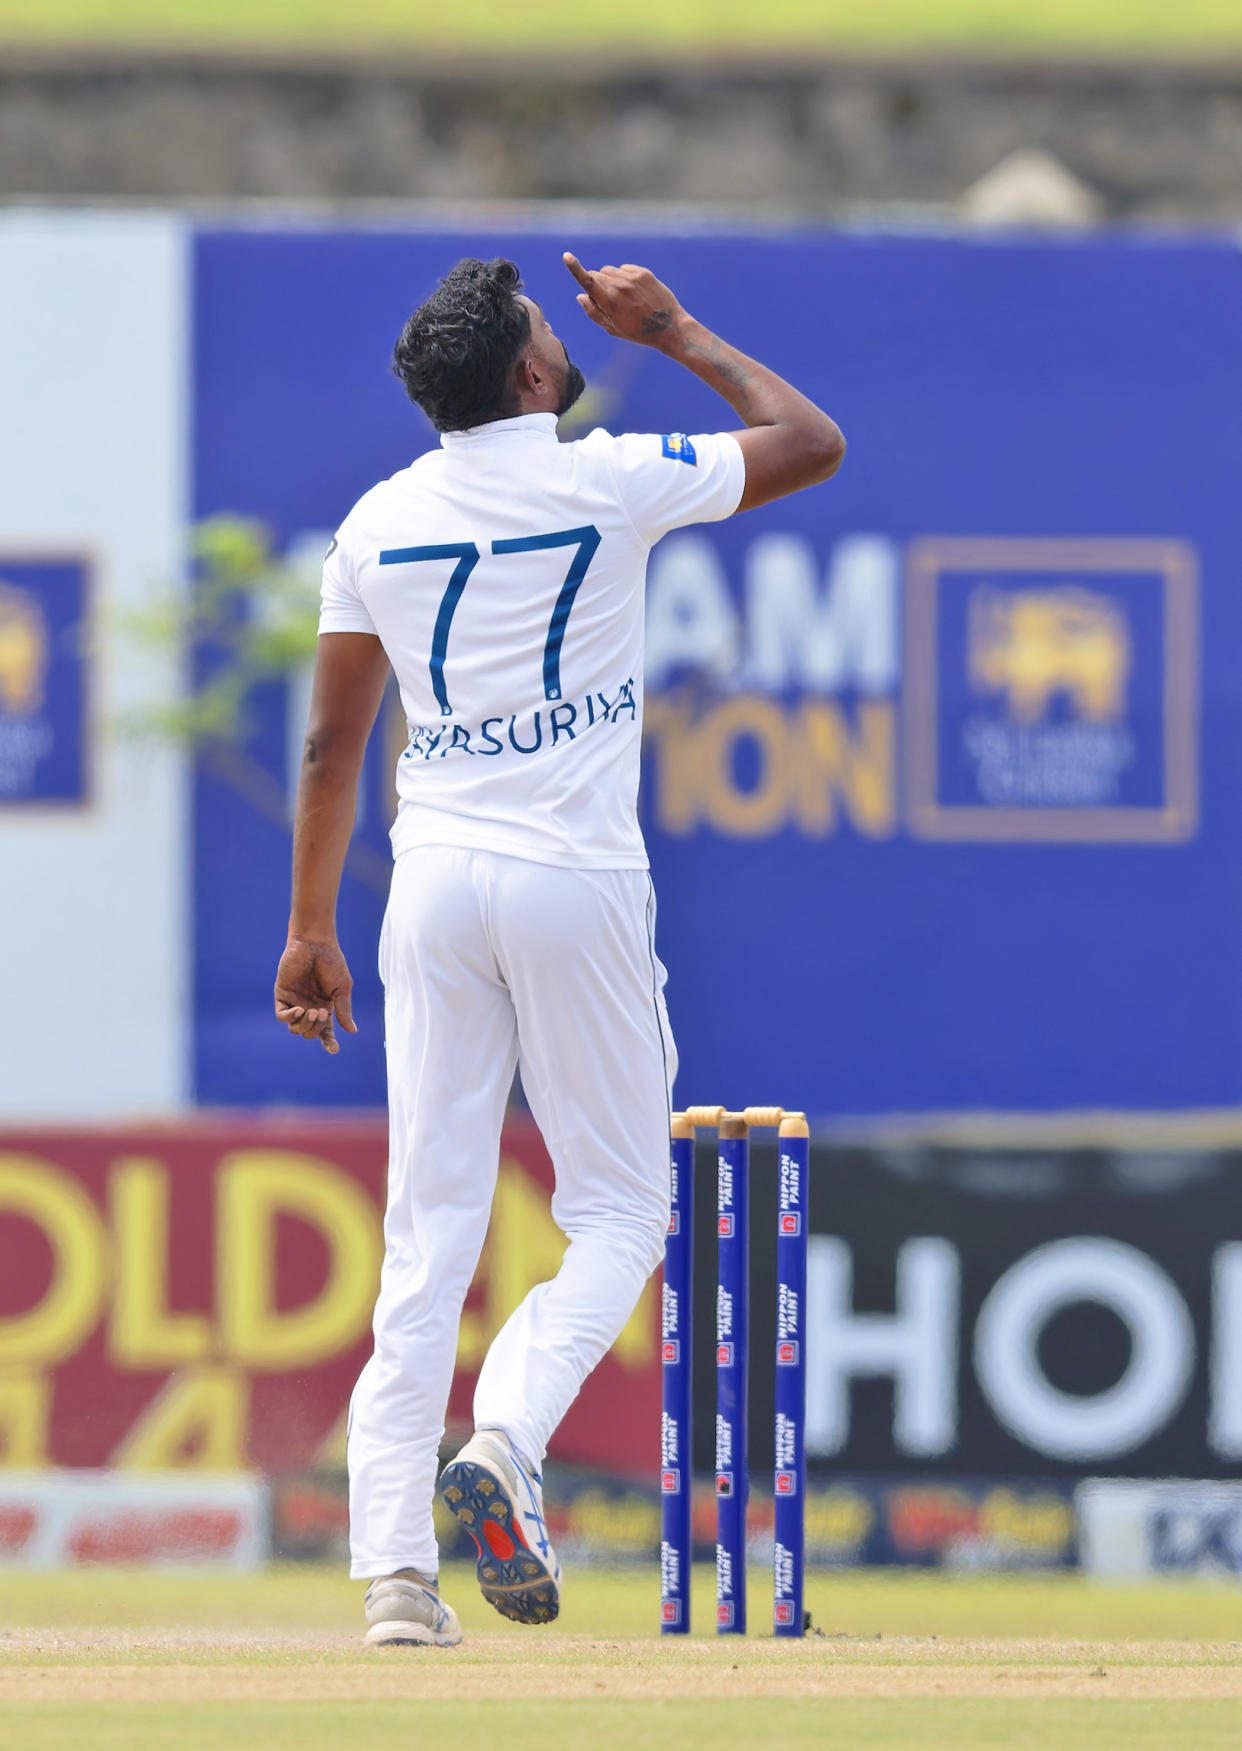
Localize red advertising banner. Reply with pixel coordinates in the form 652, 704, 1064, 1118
0, 1472, 269, 1568
0, 1117, 659, 1477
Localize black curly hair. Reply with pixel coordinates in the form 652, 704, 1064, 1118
392, 257, 532, 433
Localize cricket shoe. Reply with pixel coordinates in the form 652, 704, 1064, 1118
439, 1430, 561, 1625
364, 1572, 463, 1647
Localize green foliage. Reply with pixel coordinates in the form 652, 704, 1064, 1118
126, 515, 320, 746
4, 0, 1242, 50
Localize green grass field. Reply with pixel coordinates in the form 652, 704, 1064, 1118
3, 1564, 1240, 1751
3, 0, 1242, 54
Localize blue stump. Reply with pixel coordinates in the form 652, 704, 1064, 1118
773, 1115, 809, 1636
660, 1119, 695, 1633
715, 1115, 749, 1635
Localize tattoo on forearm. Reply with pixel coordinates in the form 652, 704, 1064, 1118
641, 309, 674, 335
681, 331, 759, 419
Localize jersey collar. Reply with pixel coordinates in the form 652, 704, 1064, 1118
439, 412, 559, 447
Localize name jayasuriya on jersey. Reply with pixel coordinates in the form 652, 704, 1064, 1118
319, 417, 745, 865
403, 677, 638, 763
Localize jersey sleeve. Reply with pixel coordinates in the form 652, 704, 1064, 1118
317, 530, 378, 637
603, 430, 746, 545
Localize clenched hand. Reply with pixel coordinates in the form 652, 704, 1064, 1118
274, 935, 356, 1055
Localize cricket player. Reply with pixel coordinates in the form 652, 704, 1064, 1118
273, 251, 844, 1646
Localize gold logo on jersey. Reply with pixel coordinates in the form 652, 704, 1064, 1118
0, 581, 50, 717
968, 584, 1130, 725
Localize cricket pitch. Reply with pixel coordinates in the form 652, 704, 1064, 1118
2, 1564, 1240, 1749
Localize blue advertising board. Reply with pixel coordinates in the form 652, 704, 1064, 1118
192, 225, 1242, 1115
0, 556, 89, 805
907, 537, 1196, 839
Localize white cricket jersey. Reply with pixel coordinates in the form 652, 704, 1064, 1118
319, 412, 744, 868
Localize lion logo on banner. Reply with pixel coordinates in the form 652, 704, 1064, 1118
0, 582, 50, 717
969, 585, 1131, 725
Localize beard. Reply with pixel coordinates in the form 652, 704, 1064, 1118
556, 355, 587, 417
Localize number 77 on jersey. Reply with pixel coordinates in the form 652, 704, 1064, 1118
379, 525, 601, 718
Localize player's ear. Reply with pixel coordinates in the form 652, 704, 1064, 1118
512, 350, 538, 398
513, 349, 551, 409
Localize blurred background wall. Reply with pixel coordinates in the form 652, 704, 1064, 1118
2, 50, 1242, 220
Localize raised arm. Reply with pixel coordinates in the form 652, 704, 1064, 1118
274, 630, 390, 1053
563, 252, 844, 512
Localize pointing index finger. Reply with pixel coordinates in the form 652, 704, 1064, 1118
563, 252, 596, 292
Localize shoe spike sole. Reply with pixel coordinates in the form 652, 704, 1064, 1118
439, 1457, 560, 1626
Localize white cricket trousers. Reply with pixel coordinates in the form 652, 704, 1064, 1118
347, 844, 676, 1579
